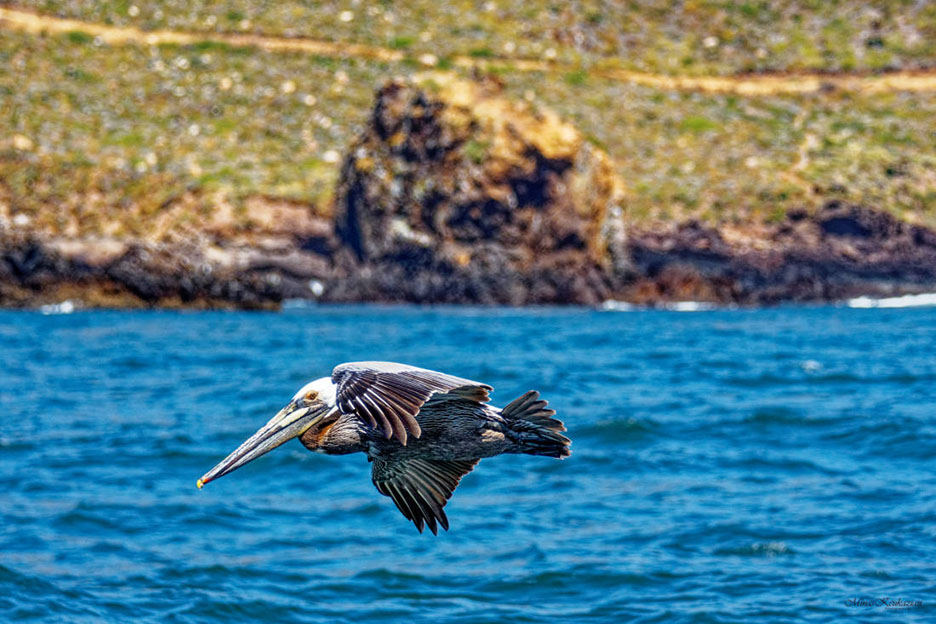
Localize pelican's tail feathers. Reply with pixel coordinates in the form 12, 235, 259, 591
501, 391, 571, 459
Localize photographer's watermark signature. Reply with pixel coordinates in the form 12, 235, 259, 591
845, 597, 923, 610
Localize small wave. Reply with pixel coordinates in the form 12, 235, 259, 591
282, 298, 319, 309
0, 564, 89, 601
353, 568, 430, 585
743, 408, 837, 428
724, 371, 867, 387
174, 598, 313, 623
39, 300, 76, 315
0, 437, 34, 451
847, 292, 936, 308
721, 455, 843, 475
53, 508, 125, 532
800, 359, 822, 373
161, 563, 276, 583
478, 565, 678, 593
575, 417, 662, 442
714, 541, 795, 557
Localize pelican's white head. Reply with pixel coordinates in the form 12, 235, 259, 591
291, 377, 337, 407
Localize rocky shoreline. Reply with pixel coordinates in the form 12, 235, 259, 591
4, 201, 936, 311
3, 77, 936, 310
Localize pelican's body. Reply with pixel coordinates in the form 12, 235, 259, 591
302, 392, 529, 459
198, 362, 570, 534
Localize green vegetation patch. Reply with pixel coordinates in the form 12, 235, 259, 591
66, 30, 93, 44
680, 116, 720, 133
564, 70, 588, 86
462, 140, 490, 164
389, 36, 415, 50
468, 47, 494, 59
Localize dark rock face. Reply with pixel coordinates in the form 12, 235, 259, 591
0, 230, 333, 309
620, 203, 936, 305
329, 76, 625, 305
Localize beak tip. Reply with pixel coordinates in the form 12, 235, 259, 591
196, 478, 205, 490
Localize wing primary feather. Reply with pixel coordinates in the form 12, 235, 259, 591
366, 394, 411, 444
357, 396, 394, 439
403, 469, 451, 533
379, 482, 410, 519
362, 395, 404, 442
375, 393, 422, 438
387, 481, 423, 532
375, 410, 395, 439
412, 491, 439, 535
349, 397, 378, 429
436, 508, 450, 532
377, 381, 427, 406
411, 486, 442, 536
391, 484, 420, 526
407, 475, 450, 532
400, 482, 433, 534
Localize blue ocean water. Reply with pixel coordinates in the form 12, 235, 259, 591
1, 305, 934, 623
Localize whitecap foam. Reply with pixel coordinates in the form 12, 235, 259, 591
600, 300, 717, 312
664, 301, 717, 312
847, 293, 936, 309
599, 300, 636, 312
39, 300, 76, 315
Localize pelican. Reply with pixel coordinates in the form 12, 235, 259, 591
197, 362, 570, 534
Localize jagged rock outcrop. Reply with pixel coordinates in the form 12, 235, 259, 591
328, 74, 627, 304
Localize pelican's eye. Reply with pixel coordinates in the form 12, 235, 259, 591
304, 390, 319, 402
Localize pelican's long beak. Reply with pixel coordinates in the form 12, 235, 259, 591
197, 399, 328, 489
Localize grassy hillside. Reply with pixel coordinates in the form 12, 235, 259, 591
2, 2, 936, 239
26, 0, 936, 74
1, 27, 380, 235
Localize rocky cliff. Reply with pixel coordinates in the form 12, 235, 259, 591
3, 75, 936, 309
328, 74, 626, 304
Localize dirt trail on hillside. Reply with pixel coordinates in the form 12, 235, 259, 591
3, 5, 936, 96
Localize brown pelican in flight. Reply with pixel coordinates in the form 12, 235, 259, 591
197, 362, 570, 534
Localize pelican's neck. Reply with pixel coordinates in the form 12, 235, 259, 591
319, 380, 337, 408
299, 412, 366, 455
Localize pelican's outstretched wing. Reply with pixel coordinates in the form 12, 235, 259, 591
332, 361, 491, 444
371, 456, 479, 534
